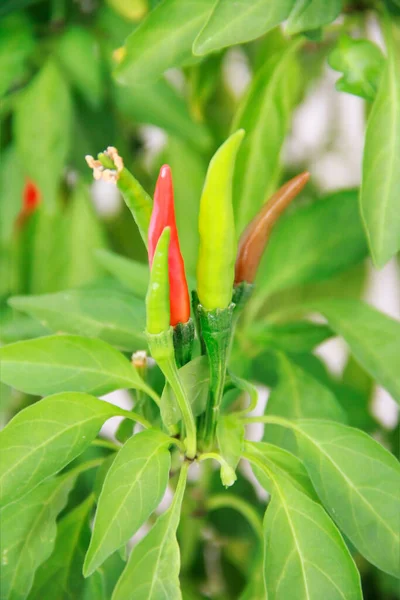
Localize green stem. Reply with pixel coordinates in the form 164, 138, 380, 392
161, 358, 197, 459
198, 304, 235, 449
117, 407, 152, 429
206, 494, 263, 541
91, 438, 120, 452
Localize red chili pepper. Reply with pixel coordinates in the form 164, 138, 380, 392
16, 179, 41, 228
148, 165, 190, 327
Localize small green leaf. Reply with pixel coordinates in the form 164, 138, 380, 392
0, 12, 34, 98
233, 42, 302, 232
114, 77, 211, 151
0, 473, 76, 600
84, 429, 172, 576
217, 415, 244, 477
360, 21, 400, 267
295, 420, 400, 576
160, 356, 209, 427
257, 190, 368, 296
0, 393, 118, 507
193, 0, 294, 55
56, 26, 104, 108
112, 462, 188, 599
114, 0, 214, 85
29, 495, 94, 600
8, 287, 147, 351
286, 0, 342, 35
263, 353, 346, 451
313, 299, 400, 405
95, 249, 149, 298
251, 452, 362, 600
328, 35, 385, 101
0, 334, 153, 397
14, 60, 72, 210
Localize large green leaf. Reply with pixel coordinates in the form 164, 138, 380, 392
0, 392, 118, 507
248, 445, 362, 600
114, 0, 214, 85
328, 35, 385, 101
233, 42, 302, 233
84, 429, 172, 576
8, 287, 147, 351
0, 12, 34, 98
193, 0, 294, 55
0, 473, 76, 600
29, 495, 93, 600
248, 321, 332, 354
294, 420, 400, 576
360, 22, 400, 267
114, 77, 211, 151
56, 26, 104, 108
112, 462, 188, 599
263, 353, 346, 451
286, 0, 342, 35
0, 335, 154, 397
313, 299, 400, 405
257, 190, 368, 296
14, 60, 72, 211
95, 249, 149, 298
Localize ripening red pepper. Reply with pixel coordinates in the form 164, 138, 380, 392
148, 165, 190, 327
16, 179, 41, 228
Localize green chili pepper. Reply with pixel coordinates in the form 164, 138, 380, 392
197, 129, 245, 310
146, 227, 170, 335
86, 147, 152, 247
146, 227, 196, 458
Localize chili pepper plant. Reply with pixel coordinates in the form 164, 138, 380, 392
1, 1, 400, 600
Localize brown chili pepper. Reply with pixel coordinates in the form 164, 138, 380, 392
234, 172, 310, 285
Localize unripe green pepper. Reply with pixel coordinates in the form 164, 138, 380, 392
197, 129, 245, 310
146, 227, 170, 335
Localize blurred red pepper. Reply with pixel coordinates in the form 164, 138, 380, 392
148, 165, 190, 327
16, 179, 41, 228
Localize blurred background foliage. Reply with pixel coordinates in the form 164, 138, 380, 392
0, 1, 399, 598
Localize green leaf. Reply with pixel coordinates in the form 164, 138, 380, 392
286, 0, 342, 35
248, 446, 362, 600
84, 429, 172, 576
247, 320, 332, 354
160, 356, 209, 427
0, 334, 154, 397
263, 353, 346, 451
360, 21, 400, 267
0, 473, 76, 600
257, 189, 368, 296
0, 392, 118, 507
193, 0, 294, 55
0, 12, 34, 98
56, 26, 104, 108
112, 462, 188, 600
8, 287, 147, 351
294, 420, 400, 576
95, 249, 149, 298
328, 35, 385, 101
14, 60, 72, 211
63, 185, 107, 289
29, 495, 94, 600
114, 0, 214, 85
313, 299, 400, 405
217, 415, 244, 474
114, 77, 211, 152
233, 42, 302, 232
